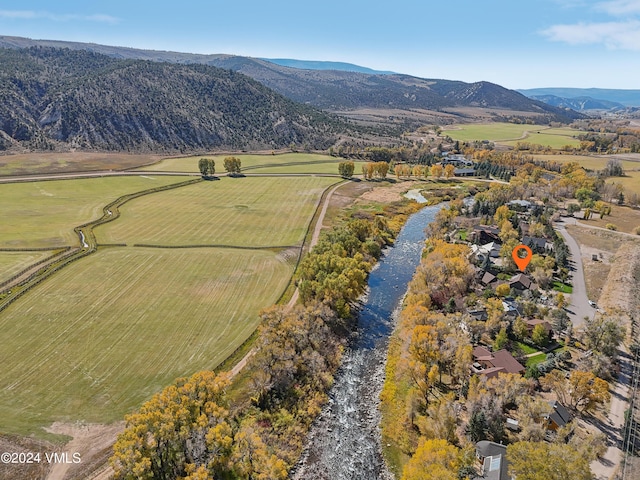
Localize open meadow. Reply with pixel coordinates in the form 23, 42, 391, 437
0, 152, 161, 176
532, 154, 640, 171
0, 175, 186, 249
94, 176, 338, 247
138, 152, 340, 174
443, 123, 583, 148
0, 247, 291, 436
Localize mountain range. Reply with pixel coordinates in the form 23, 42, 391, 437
0, 36, 585, 153
518, 87, 640, 108
0, 47, 343, 152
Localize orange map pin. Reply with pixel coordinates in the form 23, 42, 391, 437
512, 244, 533, 271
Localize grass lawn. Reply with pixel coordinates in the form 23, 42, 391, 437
0, 176, 186, 249
137, 152, 338, 173
0, 247, 292, 437
94, 176, 338, 247
0, 152, 161, 176
515, 341, 538, 354
553, 281, 573, 293
0, 251, 55, 284
526, 353, 546, 367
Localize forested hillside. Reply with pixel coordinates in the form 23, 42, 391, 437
0, 47, 346, 152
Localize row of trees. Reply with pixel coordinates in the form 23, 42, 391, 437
198, 156, 243, 178
361, 161, 389, 180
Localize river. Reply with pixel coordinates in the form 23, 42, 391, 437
291, 204, 444, 480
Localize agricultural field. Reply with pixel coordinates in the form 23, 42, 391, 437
0, 176, 186, 249
0, 247, 292, 436
532, 154, 640, 171
442, 123, 584, 148
138, 152, 339, 173
94, 176, 338, 247
0, 172, 339, 438
0, 152, 161, 176
0, 251, 53, 284
501, 130, 582, 148
442, 123, 534, 142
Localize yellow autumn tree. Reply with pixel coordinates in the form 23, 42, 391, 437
401, 438, 460, 480
111, 371, 232, 480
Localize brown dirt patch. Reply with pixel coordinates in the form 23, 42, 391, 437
43, 422, 124, 480
598, 243, 640, 328
580, 205, 640, 234
356, 180, 413, 204
0, 152, 163, 177
566, 225, 627, 302
0, 434, 53, 479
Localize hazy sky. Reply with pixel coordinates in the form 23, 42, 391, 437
1, 0, 640, 89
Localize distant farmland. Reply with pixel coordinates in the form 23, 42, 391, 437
94, 176, 337, 247
138, 152, 341, 174
443, 123, 583, 148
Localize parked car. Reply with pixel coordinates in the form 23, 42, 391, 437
588, 300, 597, 308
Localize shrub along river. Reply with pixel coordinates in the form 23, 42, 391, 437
291, 203, 444, 480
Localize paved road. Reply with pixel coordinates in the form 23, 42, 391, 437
554, 218, 595, 328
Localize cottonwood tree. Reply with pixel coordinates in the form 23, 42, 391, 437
338, 161, 354, 178
223, 156, 242, 175
507, 441, 592, 480
198, 158, 216, 177
582, 315, 625, 358
111, 370, 232, 480
401, 439, 460, 480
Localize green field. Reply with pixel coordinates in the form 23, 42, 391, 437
0, 176, 185, 249
138, 152, 339, 173
532, 154, 640, 171
442, 123, 537, 142
0, 251, 54, 284
0, 172, 339, 437
244, 161, 343, 174
0, 247, 291, 435
443, 123, 583, 148
95, 177, 338, 247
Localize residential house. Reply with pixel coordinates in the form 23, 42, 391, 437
472, 346, 525, 378
522, 235, 553, 254
525, 319, 553, 339
509, 273, 535, 293
544, 400, 572, 431
467, 308, 489, 322
480, 271, 498, 287
501, 298, 521, 318
474, 441, 510, 480
471, 225, 501, 245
